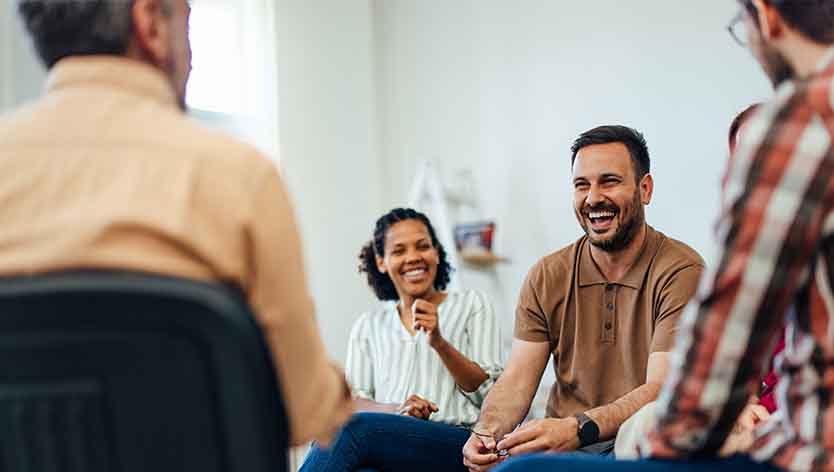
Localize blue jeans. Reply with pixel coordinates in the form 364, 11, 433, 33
300, 412, 470, 472
493, 454, 783, 471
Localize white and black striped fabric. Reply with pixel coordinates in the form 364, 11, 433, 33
346, 289, 504, 427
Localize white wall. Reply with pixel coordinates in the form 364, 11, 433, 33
0, 3, 8, 108
275, 0, 383, 360
374, 0, 772, 328
1, 2, 45, 110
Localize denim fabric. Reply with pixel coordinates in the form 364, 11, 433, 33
492, 454, 783, 472
300, 412, 470, 472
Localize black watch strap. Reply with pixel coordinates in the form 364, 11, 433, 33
574, 412, 600, 447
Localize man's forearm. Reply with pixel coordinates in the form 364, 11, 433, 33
475, 374, 537, 438
586, 382, 662, 440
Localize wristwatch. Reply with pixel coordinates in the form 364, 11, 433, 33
573, 412, 600, 447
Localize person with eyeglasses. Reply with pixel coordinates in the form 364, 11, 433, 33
491, 1, 834, 471
613, 104, 780, 461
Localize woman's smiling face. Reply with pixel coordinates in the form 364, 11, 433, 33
376, 219, 440, 300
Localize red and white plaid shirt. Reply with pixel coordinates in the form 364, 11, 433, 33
641, 49, 834, 471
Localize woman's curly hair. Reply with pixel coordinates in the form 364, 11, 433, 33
359, 208, 453, 301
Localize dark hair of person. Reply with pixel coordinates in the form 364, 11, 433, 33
728, 103, 762, 152
358, 208, 453, 301
747, 0, 834, 45
17, 0, 171, 68
570, 125, 651, 183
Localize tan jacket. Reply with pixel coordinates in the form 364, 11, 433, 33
0, 56, 352, 445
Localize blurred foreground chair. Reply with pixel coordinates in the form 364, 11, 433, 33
0, 271, 289, 472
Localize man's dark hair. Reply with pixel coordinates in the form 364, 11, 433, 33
570, 125, 651, 181
17, 0, 170, 69
358, 208, 453, 301
749, 0, 834, 45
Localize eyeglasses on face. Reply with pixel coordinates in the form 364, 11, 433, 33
727, 0, 758, 47
727, 10, 748, 47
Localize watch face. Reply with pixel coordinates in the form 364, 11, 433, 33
585, 420, 600, 436
579, 417, 600, 446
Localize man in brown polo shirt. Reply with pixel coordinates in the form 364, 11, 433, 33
462, 125, 703, 470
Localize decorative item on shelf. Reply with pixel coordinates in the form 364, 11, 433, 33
454, 221, 509, 268
454, 221, 495, 253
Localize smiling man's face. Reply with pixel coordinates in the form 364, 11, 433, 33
572, 142, 648, 252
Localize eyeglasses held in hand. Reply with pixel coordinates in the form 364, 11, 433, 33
465, 427, 511, 457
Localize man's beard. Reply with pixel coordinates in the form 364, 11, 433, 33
171, 68, 189, 111
578, 191, 645, 253
756, 36, 796, 88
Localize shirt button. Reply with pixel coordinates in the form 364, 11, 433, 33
605, 285, 614, 291
605, 322, 612, 330
607, 304, 614, 310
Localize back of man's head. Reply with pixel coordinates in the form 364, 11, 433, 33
17, 1, 138, 68
17, 0, 190, 110
768, 0, 834, 45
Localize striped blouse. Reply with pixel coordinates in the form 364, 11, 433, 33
345, 289, 504, 427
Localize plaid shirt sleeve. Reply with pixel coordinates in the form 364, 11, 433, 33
640, 82, 834, 458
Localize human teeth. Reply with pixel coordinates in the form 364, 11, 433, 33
404, 269, 426, 276
589, 211, 616, 219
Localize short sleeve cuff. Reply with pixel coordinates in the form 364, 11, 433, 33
457, 368, 501, 407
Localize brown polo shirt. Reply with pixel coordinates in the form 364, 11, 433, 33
515, 225, 703, 420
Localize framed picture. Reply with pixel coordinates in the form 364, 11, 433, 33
454, 221, 495, 255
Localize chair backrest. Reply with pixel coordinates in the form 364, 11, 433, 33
0, 271, 289, 472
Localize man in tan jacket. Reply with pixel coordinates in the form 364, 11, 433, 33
2, 0, 352, 445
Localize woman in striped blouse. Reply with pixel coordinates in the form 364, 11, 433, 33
301, 207, 504, 472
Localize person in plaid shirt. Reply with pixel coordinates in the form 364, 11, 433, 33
492, 1, 834, 471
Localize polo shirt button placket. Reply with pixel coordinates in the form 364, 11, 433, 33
603, 284, 615, 342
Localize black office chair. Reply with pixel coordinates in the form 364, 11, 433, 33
0, 271, 289, 472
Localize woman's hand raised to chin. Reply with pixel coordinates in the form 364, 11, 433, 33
412, 299, 446, 349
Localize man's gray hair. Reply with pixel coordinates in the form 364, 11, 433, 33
17, 0, 172, 68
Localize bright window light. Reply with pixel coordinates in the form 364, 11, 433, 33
183, 0, 279, 161
186, 3, 244, 113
